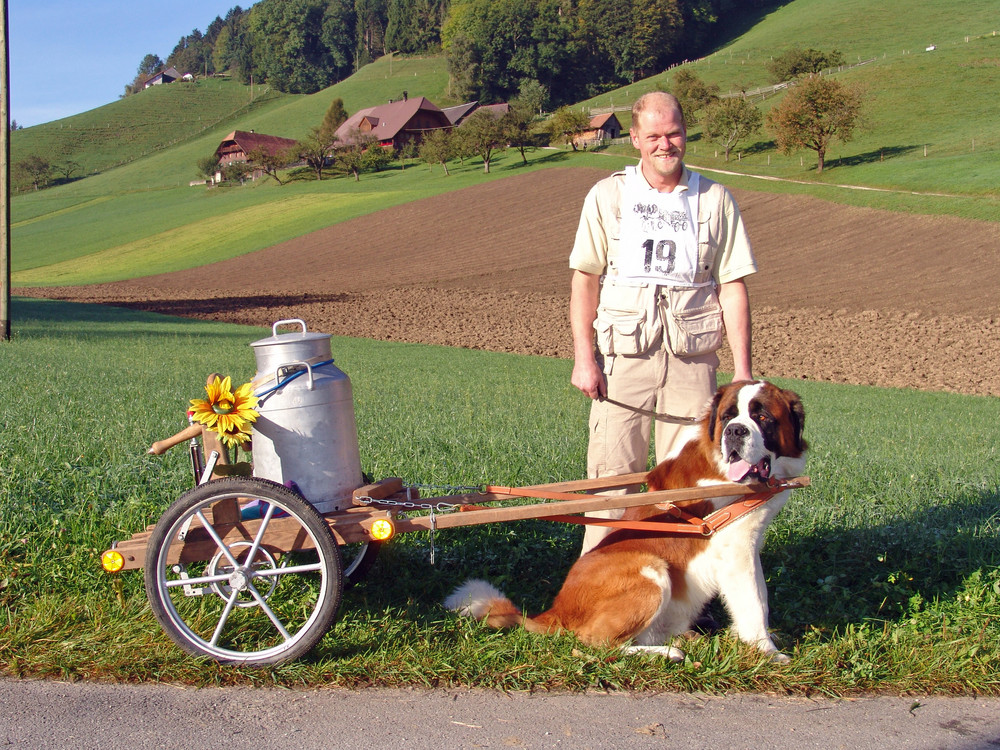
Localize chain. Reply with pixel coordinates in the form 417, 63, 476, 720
353, 483, 483, 514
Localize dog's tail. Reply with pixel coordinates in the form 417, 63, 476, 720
445, 579, 556, 634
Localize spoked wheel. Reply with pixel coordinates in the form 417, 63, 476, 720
144, 477, 343, 666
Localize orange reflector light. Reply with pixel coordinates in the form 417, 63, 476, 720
101, 550, 125, 573
370, 518, 394, 541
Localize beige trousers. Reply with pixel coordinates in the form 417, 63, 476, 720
579, 338, 719, 555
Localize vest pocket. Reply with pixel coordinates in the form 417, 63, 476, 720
594, 280, 658, 357
661, 286, 723, 357
595, 310, 647, 356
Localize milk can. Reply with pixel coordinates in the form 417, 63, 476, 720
250, 319, 363, 513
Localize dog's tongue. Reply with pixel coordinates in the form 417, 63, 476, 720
727, 459, 753, 482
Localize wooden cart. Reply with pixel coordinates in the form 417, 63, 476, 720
102, 469, 807, 666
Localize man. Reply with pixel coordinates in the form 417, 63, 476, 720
569, 91, 757, 555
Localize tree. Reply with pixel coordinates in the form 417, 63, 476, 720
666, 68, 719, 125
15, 155, 50, 191
246, 145, 294, 184
702, 97, 762, 161
418, 128, 455, 174
766, 48, 845, 83
459, 109, 506, 173
295, 99, 349, 181
248, 0, 338, 93
137, 54, 164, 79
502, 104, 536, 165
766, 74, 863, 173
53, 160, 82, 182
197, 155, 220, 180
318, 98, 349, 143
548, 106, 590, 151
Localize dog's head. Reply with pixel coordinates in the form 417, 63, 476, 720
706, 380, 807, 483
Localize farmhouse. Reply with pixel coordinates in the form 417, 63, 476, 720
214, 130, 299, 167
441, 101, 480, 126
144, 67, 183, 88
334, 94, 452, 149
573, 112, 623, 149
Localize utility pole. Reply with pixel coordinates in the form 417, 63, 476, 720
1, 0, 11, 341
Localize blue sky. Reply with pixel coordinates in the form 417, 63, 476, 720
9, 0, 244, 127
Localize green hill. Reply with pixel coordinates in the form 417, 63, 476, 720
10, 77, 295, 188
10, 0, 1000, 287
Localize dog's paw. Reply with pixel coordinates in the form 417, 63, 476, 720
623, 644, 685, 663
769, 651, 791, 664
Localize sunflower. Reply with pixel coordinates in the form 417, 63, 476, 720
189, 375, 260, 449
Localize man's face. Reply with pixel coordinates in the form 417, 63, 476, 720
630, 105, 686, 190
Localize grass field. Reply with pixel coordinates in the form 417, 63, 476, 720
1, 300, 998, 693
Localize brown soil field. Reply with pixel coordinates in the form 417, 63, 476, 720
17, 167, 1000, 396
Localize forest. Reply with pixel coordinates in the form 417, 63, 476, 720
127, 0, 777, 108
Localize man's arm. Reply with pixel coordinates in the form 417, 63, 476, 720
718, 278, 752, 382
570, 270, 605, 399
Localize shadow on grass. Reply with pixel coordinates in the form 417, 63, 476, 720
764, 484, 1000, 641
9, 297, 263, 339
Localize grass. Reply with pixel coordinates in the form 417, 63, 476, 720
10, 2, 1000, 288
10, 147, 595, 285
580, 0, 1000, 197
2, 299, 999, 694
10, 78, 294, 187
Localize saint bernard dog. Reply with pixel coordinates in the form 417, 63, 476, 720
445, 380, 807, 662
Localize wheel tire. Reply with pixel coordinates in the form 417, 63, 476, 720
144, 477, 343, 666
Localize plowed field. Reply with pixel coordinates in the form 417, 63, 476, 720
18, 167, 1000, 396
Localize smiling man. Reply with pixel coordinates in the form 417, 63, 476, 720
569, 91, 759, 555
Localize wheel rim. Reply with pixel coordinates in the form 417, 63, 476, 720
149, 487, 338, 663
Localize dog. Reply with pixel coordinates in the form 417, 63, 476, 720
445, 380, 807, 662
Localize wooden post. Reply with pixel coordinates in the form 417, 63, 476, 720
0, 0, 10, 342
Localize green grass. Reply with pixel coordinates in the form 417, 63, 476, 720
580, 0, 1000, 197
10, 147, 596, 285
10, 2, 1000, 289
10, 78, 294, 186
2, 300, 998, 694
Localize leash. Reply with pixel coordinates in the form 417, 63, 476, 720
597, 394, 700, 425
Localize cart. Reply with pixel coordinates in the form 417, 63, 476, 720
99, 321, 808, 667
102, 466, 807, 666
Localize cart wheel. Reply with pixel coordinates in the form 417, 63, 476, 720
342, 540, 381, 587
144, 477, 343, 666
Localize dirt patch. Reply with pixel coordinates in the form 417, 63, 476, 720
16, 168, 1000, 396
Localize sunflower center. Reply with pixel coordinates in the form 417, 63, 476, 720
212, 399, 235, 415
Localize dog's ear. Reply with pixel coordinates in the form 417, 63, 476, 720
706, 389, 725, 442
783, 389, 807, 452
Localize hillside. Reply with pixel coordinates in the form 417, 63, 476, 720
19, 168, 1000, 398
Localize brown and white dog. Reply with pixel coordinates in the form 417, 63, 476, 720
445, 380, 807, 662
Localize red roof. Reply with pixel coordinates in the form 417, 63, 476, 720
214, 130, 298, 161
588, 113, 620, 129
335, 97, 451, 145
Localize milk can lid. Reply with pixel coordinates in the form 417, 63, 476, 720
250, 319, 331, 349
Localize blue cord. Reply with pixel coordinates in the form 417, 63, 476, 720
255, 358, 335, 402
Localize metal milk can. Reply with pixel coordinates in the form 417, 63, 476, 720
249, 319, 363, 513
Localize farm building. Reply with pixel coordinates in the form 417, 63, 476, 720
334, 94, 452, 149
144, 67, 183, 88
441, 101, 480, 126
214, 130, 299, 167
573, 112, 623, 149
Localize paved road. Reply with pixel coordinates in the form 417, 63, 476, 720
2, 678, 1000, 749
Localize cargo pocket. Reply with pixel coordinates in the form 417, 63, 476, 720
662, 287, 724, 357
595, 310, 647, 357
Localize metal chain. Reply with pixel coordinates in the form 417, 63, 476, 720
353, 482, 483, 514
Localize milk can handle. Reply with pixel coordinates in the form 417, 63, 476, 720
272, 318, 307, 336
275, 361, 315, 390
